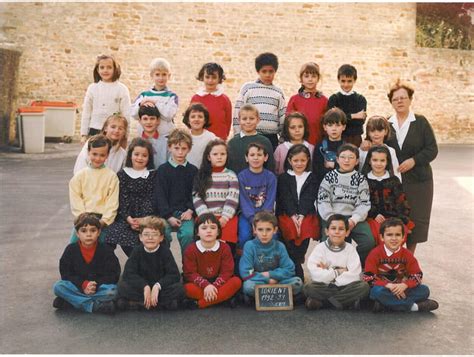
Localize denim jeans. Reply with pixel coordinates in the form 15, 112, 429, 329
242, 276, 303, 297
370, 284, 430, 311
164, 219, 194, 256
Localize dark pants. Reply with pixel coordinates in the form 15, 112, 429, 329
88, 128, 101, 136
283, 239, 310, 282
118, 280, 185, 308
303, 281, 369, 308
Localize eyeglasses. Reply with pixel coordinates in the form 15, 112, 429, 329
391, 96, 409, 102
142, 233, 160, 238
338, 155, 357, 161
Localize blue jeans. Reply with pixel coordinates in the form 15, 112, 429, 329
370, 284, 430, 312
242, 277, 303, 297
53, 280, 117, 313
164, 219, 194, 256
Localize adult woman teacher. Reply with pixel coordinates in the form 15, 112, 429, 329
385, 80, 438, 253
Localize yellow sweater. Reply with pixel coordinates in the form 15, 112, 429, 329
69, 166, 119, 225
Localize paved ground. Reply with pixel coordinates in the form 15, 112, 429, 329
0, 144, 472, 354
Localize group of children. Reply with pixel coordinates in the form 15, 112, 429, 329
54, 52, 438, 314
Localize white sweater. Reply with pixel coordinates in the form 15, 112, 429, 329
187, 130, 217, 169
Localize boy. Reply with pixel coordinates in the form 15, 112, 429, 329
317, 143, 374, 266
69, 134, 119, 243
131, 57, 178, 137
53, 212, 120, 314
153, 128, 198, 256
327, 64, 367, 147
117, 216, 185, 311
239, 211, 303, 304
304, 214, 369, 310
138, 105, 168, 170
233, 52, 286, 150
227, 104, 275, 174
364, 218, 439, 312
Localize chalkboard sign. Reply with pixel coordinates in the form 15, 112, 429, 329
255, 284, 293, 311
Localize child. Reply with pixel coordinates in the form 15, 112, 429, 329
74, 113, 128, 174
237, 142, 277, 250
239, 211, 303, 303
69, 135, 119, 243
154, 129, 198, 256
327, 64, 367, 147
274, 112, 315, 175
363, 218, 439, 312
227, 104, 275, 174
53, 213, 120, 314
137, 105, 168, 170
359, 115, 401, 181
183, 102, 217, 168
312, 108, 347, 186
303, 214, 369, 310
183, 213, 242, 309
106, 138, 156, 257
193, 139, 239, 254
80, 54, 130, 144
276, 144, 320, 280
190, 63, 232, 140
131, 57, 178, 137
286, 62, 328, 146
233, 52, 286, 150
317, 143, 374, 266
117, 216, 185, 311
361, 145, 414, 245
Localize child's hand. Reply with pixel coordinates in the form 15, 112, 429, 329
398, 158, 415, 174
352, 110, 367, 121
180, 209, 193, 221
324, 160, 335, 169
335, 267, 348, 275
151, 284, 160, 307
84, 281, 97, 295
127, 216, 140, 230
140, 100, 156, 108
143, 285, 152, 309
269, 278, 278, 284
167, 217, 181, 228
360, 140, 372, 151
375, 214, 386, 224
317, 261, 329, 269
348, 219, 356, 232
203, 285, 218, 302
219, 216, 229, 228
80, 135, 88, 145
261, 271, 270, 278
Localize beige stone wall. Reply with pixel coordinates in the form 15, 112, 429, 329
1, 2, 473, 143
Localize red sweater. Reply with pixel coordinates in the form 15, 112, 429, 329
363, 244, 423, 289
191, 93, 232, 140
286, 91, 328, 146
183, 241, 235, 288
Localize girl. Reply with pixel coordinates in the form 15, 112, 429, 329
190, 63, 232, 140
73, 113, 128, 174
105, 138, 156, 256
361, 145, 414, 245
359, 115, 401, 181
80, 54, 130, 144
183, 103, 217, 168
193, 139, 239, 254
286, 62, 328, 146
182, 213, 242, 309
274, 112, 315, 175
276, 144, 320, 281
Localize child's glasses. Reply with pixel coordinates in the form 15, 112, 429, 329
141, 232, 160, 238
338, 155, 357, 161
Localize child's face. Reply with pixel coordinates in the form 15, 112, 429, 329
239, 110, 260, 134
253, 221, 277, 245
139, 227, 164, 251
257, 65, 276, 85
246, 147, 268, 171
139, 115, 160, 136
336, 150, 359, 173
151, 69, 170, 89
288, 152, 309, 175
188, 110, 206, 132
369, 129, 387, 145
370, 152, 388, 176
131, 146, 149, 171
203, 71, 219, 92
338, 75, 355, 93
208, 144, 227, 168
168, 141, 190, 164
288, 118, 305, 143
88, 145, 109, 168
77, 224, 100, 248
325, 220, 349, 247
301, 72, 318, 92
381, 225, 404, 252
105, 119, 126, 142
323, 122, 345, 141
197, 220, 219, 244
98, 58, 114, 82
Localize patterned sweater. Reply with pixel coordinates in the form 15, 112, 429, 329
238, 168, 277, 221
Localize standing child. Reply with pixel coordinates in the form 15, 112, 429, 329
137, 105, 168, 170
183, 213, 242, 309
191, 63, 232, 140
183, 103, 217, 168
286, 62, 328, 146
274, 112, 314, 175
276, 144, 320, 281
193, 139, 239, 254
80, 55, 130, 144
361, 145, 414, 245
106, 138, 156, 257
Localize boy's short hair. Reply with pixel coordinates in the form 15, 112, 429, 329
138, 216, 167, 235
167, 128, 193, 149
239, 103, 259, 118
93, 54, 121, 83
182, 102, 210, 129
87, 134, 112, 153
322, 107, 347, 126
197, 62, 226, 83
74, 212, 102, 231
138, 105, 161, 119
299, 62, 321, 79
255, 52, 278, 72
326, 214, 349, 230
246, 142, 267, 156
337, 64, 357, 80
149, 57, 171, 74
194, 213, 222, 240
337, 143, 359, 159
253, 210, 278, 228
380, 217, 405, 236
387, 79, 415, 102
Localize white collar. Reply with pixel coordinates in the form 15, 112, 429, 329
196, 85, 224, 97
384, 245, 401, 257
196, 240, 220, 253
367, 171, 390, 181
144, 245, 160, 253
240, 131, 257, 138
340, 90, 355, 96
287, 169, 310, 179
388, 111, 416, 126
124, 167, 150, 179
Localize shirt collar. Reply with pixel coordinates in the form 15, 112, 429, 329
340, 89, 354, 96
287, 169, 311, 179
88, 163, 106, 169
240, 131, 257, 138
195, 85, 224, 97
124, 167, 150, 179
144, 245, 160, 253
384, 245, 401, 257
168, 157, 188, 167
142, 131, 159, 139
388, 111, 416, 125
367, 171, 390, 181
196, 240, 220, 253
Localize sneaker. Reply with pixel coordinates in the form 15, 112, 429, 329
305, 297, 322, 310
93, 300, 116, 314
372, 300, 383, 313
417, 299, 439, 312
116, 297, 129, 311
53, 297, 73, 310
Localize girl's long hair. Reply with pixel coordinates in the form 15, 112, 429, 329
361, 145, 394, 177
125, 137, 154, 170
101, 113, 128, 150
283, 143, 312, 172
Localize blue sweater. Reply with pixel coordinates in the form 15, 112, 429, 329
237, 168, 276, 221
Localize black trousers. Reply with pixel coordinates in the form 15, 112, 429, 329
118, 280, 185, 306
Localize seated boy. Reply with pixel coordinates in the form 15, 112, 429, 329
239, 211, 303, 304
138, 105, 168, 170
154, 128, 198, 256
69, 134, 119, 243
53, 212, 120, 314
117, 216, 185, 311
363, 218, 439, 312
304, 214, 369, 310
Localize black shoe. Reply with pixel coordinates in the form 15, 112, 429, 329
162, 299, 179, 311
305, 297, 322, 310
116, 297, 129, 311
93, 300, 116, 314
243, 294, 255, 307
417, 299, 439, 312
293, 292, 306, 306
53, 297, 73, 310
372, 300, 384, 313
181, 298, 199, 310
225, 296, 238, 309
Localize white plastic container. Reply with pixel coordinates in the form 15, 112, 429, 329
31, 101, 77, 138
18, 107, 45, 153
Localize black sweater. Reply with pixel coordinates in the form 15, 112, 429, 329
327, 92, 367, 135
276, 172, 319, 216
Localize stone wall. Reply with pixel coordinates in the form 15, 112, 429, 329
1, 2, 472, 143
